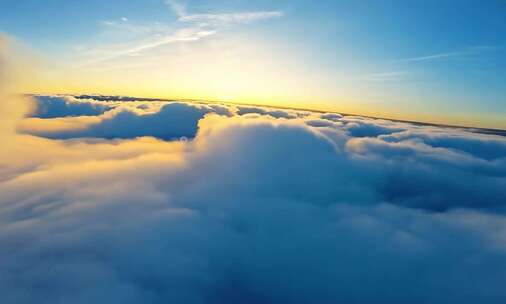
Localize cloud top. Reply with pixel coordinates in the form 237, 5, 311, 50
1, 93, 506, 303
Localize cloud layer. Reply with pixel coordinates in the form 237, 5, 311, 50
1, 93, 506, 303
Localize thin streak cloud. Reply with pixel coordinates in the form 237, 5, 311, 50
77, 0, 283, 67
395, 51, 462, 63
166, 0, 283, 24
78, 28, 217, 67
364, 71, 409, 82
394, 46, 501, 63
179, 11, 284, 23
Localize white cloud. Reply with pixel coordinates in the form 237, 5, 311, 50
395, 51, 461, 63
77, 1, 283, 66
166, 0, 282, 24
79, 27, 218, 66
3, 38, 506, 303
394, 46, 500, 63
2, 97, 506, 302
17, 95, 506, 213
179, 11, 283, 24
364, 71, 409, 82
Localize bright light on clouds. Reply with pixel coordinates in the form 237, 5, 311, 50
1, 36, 506, 303
6, 1, 501, 129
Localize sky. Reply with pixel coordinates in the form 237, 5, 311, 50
2, 4, 506, 302
0, 0, 505, 128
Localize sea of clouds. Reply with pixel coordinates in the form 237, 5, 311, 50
2, 47, 506, 303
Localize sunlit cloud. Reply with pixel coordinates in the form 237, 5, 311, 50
2, 35, 506, 302
6, 0, 505, 131
2, 91, 506, 303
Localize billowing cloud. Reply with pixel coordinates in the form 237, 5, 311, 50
21, 100, 233, 140
380, 128, 506, 160
2, 91, 506, 302
340, 116, 407, 137
29, 95, 112, 118
236, 105, 304, 119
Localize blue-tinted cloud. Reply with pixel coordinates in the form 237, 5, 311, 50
380, 129, 506, 160
29, 95, 112, 118
2, 95, 506, 304
22, 100, 232, 140
236, 105, 302, 119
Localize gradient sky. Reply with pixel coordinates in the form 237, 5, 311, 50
1, 0, 505, 128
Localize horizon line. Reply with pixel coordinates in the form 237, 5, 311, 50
24, 92, 506, 135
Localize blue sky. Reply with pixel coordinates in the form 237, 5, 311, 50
1, 0, 505, 128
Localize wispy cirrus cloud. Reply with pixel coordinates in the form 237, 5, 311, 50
77, 0, 283, 66
105, 28, 216, 58
166, 0, 283, 24
394, 51, 463, 63
363, 71, 409, 82
179, 11, 283, 24
376, 46, 502, 82
394, 46, 501, 63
